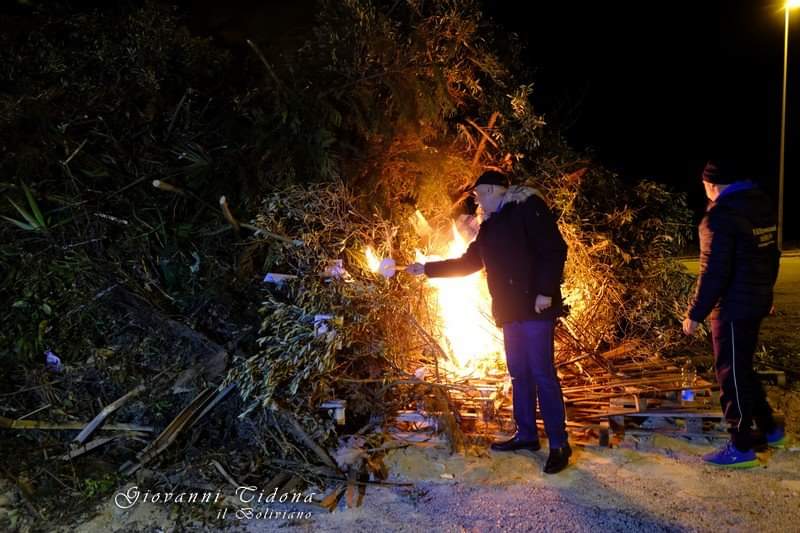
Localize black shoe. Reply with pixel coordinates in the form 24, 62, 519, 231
543, 443, 572, 474
752, 427, 786, 452
752, 431, 769, 452
490, 435, 541, 452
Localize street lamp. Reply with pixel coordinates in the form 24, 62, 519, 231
779, 1, 800, 249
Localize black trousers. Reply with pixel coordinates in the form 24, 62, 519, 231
711, 318, 776, 450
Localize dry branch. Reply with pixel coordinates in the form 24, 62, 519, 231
211, 459, 242, 488
470, 111, 500, 167
60, 436, 118, 460
275, 406, 342, 474
0, 416, 153, 433
120, 385, 233, 476
219, 195, 241, 233
73, 384, 146, 445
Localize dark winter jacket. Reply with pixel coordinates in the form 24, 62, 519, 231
424, 186, 568, 326
687, 182, 781, 322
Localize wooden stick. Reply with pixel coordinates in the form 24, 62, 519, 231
592, 409, 723, 420
246, 39, 284, 89
166, 90, 189, 139
74, 384, 146, 444
120, 386, 228, 476
313, 472, 414, 488
564, 385, 713, 404
276, 407, 341, 474
152, 179, 185, 195
378, 379, 472, 395
60, 436, 117, 460
219, 196, 241, 233
561, 376, 687, 394
0, 416, 153, 432
0, 381, 63, 397
62, 138, 87, 166
470, 111, 500, 167
211, 459, 241, 488
404, 312, 456, 365
18, 403, 51, 420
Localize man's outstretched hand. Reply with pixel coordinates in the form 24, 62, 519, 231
682, 318, 699, 336
534, 295, 552, 314
405, 262, 425, 276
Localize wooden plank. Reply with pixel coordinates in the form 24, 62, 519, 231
625, 429, 728, 439
619, 410, 723, 418
757, 370, 787, 386
565, 385, 713, 404
587, 409, 724, 421
600, 341, 641, 360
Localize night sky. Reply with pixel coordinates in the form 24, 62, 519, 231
9, 0, 798, 240
187, 0, 799, 241
484, 1, 799, 239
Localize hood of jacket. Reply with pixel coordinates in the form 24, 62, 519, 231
484, 185, 545, 220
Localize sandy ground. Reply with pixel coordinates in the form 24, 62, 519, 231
71, 433, 800, 533
288, 436, 800, 533
274, 256, 800, 533
8, 257, 799, 533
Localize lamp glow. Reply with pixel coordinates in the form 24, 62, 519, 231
778, 1, 798, 248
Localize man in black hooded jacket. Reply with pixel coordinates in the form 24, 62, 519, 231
683, 160, 784, 468
406, 171, 571, 474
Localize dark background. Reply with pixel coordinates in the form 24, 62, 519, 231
7, 0, 798, 240
483, 1, 799, 240
178, 0, 800, 241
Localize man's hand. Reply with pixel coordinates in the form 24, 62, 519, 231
534, 295, 552, 314
405, 262, 425, 276
682, 318, 699, 336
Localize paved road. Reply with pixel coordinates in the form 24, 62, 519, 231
680, 254, 799, 311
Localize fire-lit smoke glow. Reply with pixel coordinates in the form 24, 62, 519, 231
364, 217, 504, 377
416, 222, 504, 377
364, 245, 381, 273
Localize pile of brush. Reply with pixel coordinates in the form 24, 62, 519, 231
226, 155, 700, 457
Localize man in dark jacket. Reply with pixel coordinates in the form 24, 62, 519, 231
683, 160, 784, 467
406, 171, 571, 474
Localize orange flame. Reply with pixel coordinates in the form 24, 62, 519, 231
419, 221, 503, 376
364, 216, 503, 377
364, 245, 381, 273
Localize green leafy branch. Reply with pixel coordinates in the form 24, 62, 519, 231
2, 182, 48, 232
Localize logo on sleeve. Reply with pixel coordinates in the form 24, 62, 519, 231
752, 225, 777, 247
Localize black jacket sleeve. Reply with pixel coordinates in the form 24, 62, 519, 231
522, 196, 567, 297
424, 239, 483, 277
687, 209, 735, 322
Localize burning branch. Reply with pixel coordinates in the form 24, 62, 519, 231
470, 111, 500, 167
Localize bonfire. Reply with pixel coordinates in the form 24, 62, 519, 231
227, 163, 700, 470
365, 214, 504, 379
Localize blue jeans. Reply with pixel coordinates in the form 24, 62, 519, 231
502, 319, 567, 448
